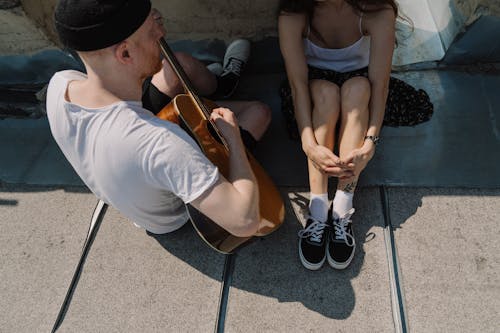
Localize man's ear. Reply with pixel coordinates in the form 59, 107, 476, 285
114, 41, 132, 65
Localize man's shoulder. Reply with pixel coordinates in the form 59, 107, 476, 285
119, 107, 191, 147
47, 70, 86, 95
50, 69, 86, 83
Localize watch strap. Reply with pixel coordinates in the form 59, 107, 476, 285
365, 135, 380, 145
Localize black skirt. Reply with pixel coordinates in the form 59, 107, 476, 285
280, 66, 434, 140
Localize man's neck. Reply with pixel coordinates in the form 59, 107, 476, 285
89, 66, 143, 101
68, 67, 143, 108
73, 68, 142, 107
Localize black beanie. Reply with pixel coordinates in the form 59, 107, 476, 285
54, 0, 152, 51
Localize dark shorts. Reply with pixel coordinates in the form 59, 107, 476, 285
280, 65, 434, 140
141, 78, 257, 151
142, 77, 173, 115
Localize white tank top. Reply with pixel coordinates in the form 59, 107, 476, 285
304, 15, 370, 73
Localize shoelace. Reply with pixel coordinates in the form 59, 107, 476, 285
298, 217, 327, 243
333, 209, 355, 247
222, 58, 244, 76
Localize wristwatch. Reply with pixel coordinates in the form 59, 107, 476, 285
364, 135, 380, 145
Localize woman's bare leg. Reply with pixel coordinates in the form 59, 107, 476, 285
308, 79, 341, 220
336, 76, 371, 212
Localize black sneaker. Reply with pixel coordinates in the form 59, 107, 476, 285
216, 39, 250, 98
327, 208, 356, 269
298, 216, 328, 270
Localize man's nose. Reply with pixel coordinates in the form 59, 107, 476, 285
152, 8, 166, 37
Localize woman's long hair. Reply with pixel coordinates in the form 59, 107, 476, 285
278, 0, 398, 17
278, 0, 404, 45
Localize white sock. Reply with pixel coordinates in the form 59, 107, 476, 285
308, 193, 329, 222
332, 190, 354, 218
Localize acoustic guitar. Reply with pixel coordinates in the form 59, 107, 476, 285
155, 38, 285, 254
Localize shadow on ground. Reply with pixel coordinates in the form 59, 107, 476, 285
147, 187, 390, 319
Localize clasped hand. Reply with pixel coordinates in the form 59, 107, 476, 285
307, 140, 375, 180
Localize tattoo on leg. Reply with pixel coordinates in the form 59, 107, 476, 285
343, 181, 357, 193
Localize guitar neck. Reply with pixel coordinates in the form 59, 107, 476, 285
158, 38, 228, 150
158, 38, 197, 96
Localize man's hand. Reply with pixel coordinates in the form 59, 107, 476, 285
210, 107, 242, 147
306, 144, 355, 179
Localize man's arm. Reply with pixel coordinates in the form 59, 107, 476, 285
190, 107, 260, 238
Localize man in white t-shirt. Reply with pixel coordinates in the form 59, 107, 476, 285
47, 0, 265, 237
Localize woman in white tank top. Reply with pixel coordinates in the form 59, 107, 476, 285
278, 0, 432, 271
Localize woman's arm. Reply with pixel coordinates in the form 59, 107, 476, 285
340, 8, 396, 172
279, 13, 349, 176
278, 13, 315, 150
365, 8, 396, 140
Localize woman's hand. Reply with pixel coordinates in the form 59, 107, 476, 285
341, 140, 376, 177
305, 144, 355, 179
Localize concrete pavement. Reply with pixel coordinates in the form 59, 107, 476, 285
1, 185, 499, 332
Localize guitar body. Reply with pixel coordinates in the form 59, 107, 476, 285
157, 94, 285, 254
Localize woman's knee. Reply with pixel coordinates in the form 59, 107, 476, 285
341, 77, 371, 117
341, 77, 371, 105
310, 80, 341, 106
310, 80, 340, 121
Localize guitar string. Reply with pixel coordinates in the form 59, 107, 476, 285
158, 38, 229, 150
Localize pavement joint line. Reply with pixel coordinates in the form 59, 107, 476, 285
51, 200, 108, 333
215, 253, 236, 333
380, 186, 409, 333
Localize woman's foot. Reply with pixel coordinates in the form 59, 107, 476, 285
298, 216, 328, 270
327, 208, 356, 269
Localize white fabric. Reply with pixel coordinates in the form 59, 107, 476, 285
308, 192, 329, 222
392, 0, 470, 66
332, 189, 354, 218
304, 35, 371, 72
46, 70, 220, 234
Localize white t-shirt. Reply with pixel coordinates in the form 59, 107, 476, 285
46, 70, 219, 234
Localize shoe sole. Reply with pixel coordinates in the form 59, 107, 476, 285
298, 239, 325, 270
326, 245, 355, 270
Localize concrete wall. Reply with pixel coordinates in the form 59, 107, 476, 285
20, 0, 500, 45
20, 0, 281, 45
16, 0, 500, 65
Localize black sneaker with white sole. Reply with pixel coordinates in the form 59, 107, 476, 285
298, 216, 328, 270
327, 208, 356, 269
